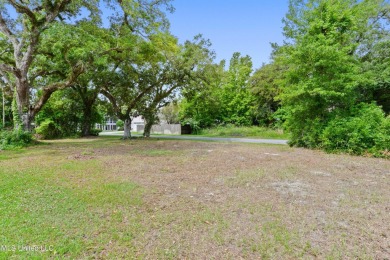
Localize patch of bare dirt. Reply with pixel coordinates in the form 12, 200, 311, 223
85, 140, 390, 258
67, 154, 96, 160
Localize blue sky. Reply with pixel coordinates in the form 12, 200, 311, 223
167, 0, 289, 69
4, 1, 288, 69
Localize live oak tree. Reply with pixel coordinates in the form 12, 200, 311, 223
73, 1, 173, 137
98, 29, 169, 139
32, 21, 110, 136
138, 35, 214, 137
100, 31, 213, 139
72, 74, 104, 137
33, 22, 111, 138
0, 0, 173, 132
66, 23, 112, 137
0, 0, 100, 131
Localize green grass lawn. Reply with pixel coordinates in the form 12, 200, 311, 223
196, 126, 289, 139
0, 138, 143, 258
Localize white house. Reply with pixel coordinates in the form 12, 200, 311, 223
96, 116, 145, 132
96, 116, 117, 131
131, 116, 145, 131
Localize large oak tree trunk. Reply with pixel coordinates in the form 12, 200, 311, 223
15, 77, 33, 131
81, 105, 93, 137
143, 118, 155, 137
123, 119, 132, 139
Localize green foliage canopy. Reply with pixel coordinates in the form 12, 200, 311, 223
276, 0, 390, 155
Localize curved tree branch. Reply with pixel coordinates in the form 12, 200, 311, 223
9, 0, 38, 24
30, 61, 85, 118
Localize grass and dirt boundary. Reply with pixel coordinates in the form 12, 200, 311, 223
0, 136, 389, 258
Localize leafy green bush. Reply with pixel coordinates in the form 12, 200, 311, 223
321, 104, 389, 157
89, 128, 102, 136
287, 116, 326, 148
0, 130, 33, 149
116, 119, 124, 131
181, 118, 201, 134
372, 115, 390, 156
35, 119, 62, 140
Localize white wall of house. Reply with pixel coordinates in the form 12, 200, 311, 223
96, 117, 115, 131
96, 116, 118, 131
131, 116, 144, 132
96, 116, 145, 132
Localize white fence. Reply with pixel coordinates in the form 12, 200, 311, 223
136, 124, 181, 135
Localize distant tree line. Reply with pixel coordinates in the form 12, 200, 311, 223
180, 0, 390, 157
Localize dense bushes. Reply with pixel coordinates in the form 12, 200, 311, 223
35, 119, 102, 139
89, 128, 102, 136
35, 119, 63, 140
275, 0, 390, 158
0, 130, 33, 149
285, 103, 389, 157
321, 104, 389, 157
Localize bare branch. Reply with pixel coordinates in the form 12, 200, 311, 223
0, 14, 18, 46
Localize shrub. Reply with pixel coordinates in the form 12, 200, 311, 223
321, 103, 388, 157
35, 119, 62, 139
116, 119, 124, 131
181, 118, 201, 134
0, 130, 33, 149
89, 128, 102, 136
373, 115, 390, 156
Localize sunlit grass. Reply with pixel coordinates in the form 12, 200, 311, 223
197, 126, 289, 139
0, 143, 143, 259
